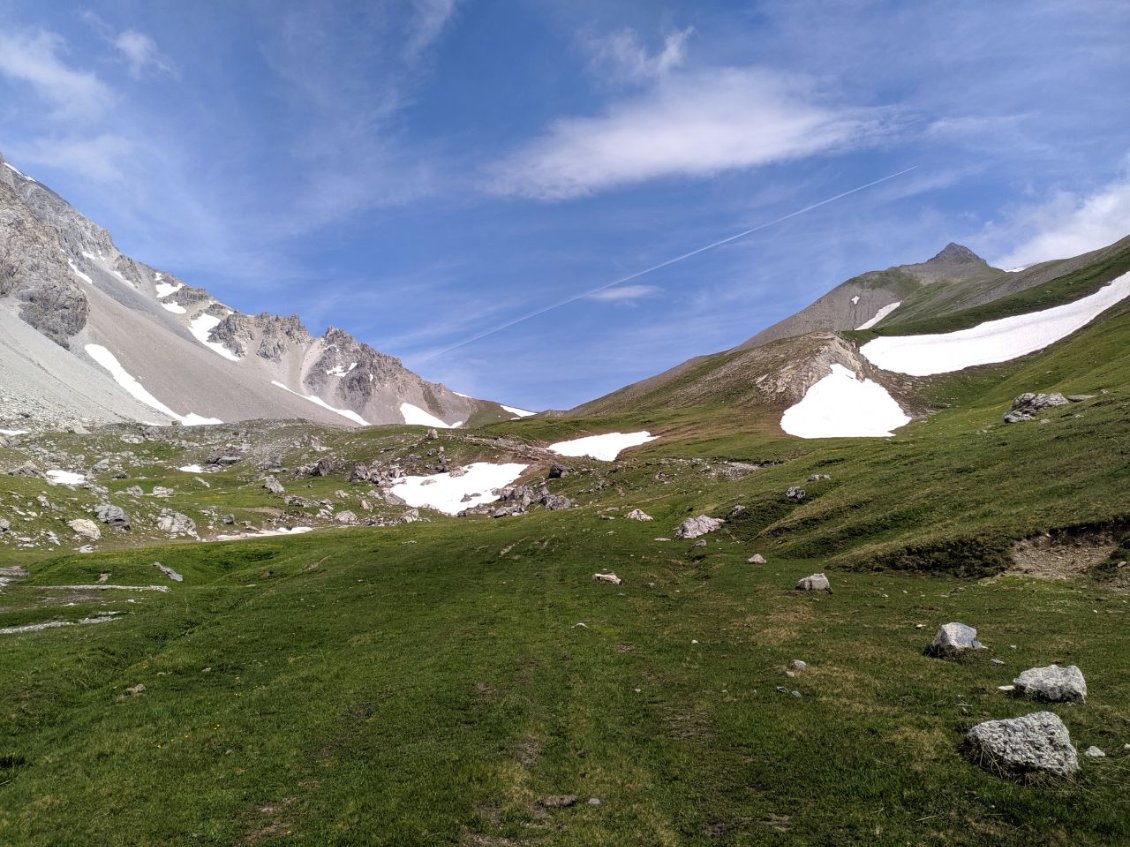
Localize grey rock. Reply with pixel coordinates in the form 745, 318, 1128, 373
542, 494, 573, 511
592, 573, 622, 586
151, 486, 174, 498
675, 515, 724, 539
1066, 394, 1095, 402
348, 464, 371, 483
541, 795, 578, 809
310, 457, 336, 477
156, 509, 196, 538
152, 561, 184, 582
728, 504, 746, 518
1012, 664, 1087, 703
96, 503, 131, 530
425, 428, 438, 440
547, 463, 572, 479
0, 518, 9, 532
398, 508, 421, 524
1083, 746, 1105, 758
1003, 392, 1069, 423
788, 659, 807, 672
807, 473, 832, 482
124, 485, 144, 497
626, 509, 653, 521
926, 622, 985, 656
785, 486, 806, 501
747, 553, 766, 564
335, 510, 358, 525
966, 711, 1079, 778
262, 475, 285, 495
67, 518, 101, 541
795, 572, 831, 592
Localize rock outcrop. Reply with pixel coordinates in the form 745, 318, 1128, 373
966, 712, 1079, 778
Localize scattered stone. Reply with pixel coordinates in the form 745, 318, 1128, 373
587, 797, 602, 806
335, 510, 358, 525
151, 486, 174, 498
675, 515, 724, 539
1065, 394, 1095, 403
807, 473, 832, 482
425, 428, 438, 440
543, 494, 573, 511
67, 518, 101, 541
156, 509, 197, 538
795, 573, 831, 592
125, 683, 146, 697
692, 539, 707, 549
787, 659, 807, 672
263, 476, 285, 495
785, 486, 806, 501
0, 518, 9, 533
593, 572, 622, 586
96, 503, 131, 530
124, 485, 144, 497
310, 457, 336, 477
541, 795, 578, 809
1012, 664, 1087, 703
965, 711, 1079, 778
152, 561, 184, 582
1003, 392, 1069, 423
547, 463, 572, 479
729, 504, 746, 518
747, 553, 766, 564
9, 462, 44, 478
398, 509, 421, 525
1084, 746, 1105, 758
925, 622, 985, 657
626, 509, 653, 521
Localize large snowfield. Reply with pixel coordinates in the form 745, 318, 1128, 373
861, 272, 1130, 375
781, 364, 910, 438
389, 462, 528, 515
548, 431, 657, 461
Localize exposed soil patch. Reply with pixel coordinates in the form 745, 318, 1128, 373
1010, 530, 1120, 579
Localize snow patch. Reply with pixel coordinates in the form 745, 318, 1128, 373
326, 362, 358, 376
68, 259, 92, 285
390, 463, 528, 516
401, 402, 453, 428
84, 344, 223, 426
780, 365, 910, 438
1004, 266, 1027, 273
502, 404, 536, 418
154, 281, 183, 298
162, 302, 187, 314
177, 464, 204, 473
188, 314, 241, 361
272, 381, 369, 426
548, 431, 657, 461
850, 295, 860, 305
856, 301, 902, 330
45, 469, 86, 485
1, 614, 120, 636
0, 429, 28, 436
861, 271, 1130, 376
212, 526, 313, 542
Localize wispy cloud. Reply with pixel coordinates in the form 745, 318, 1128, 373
586, 26, 693, 83
404, 0, 460, 59
0, 29, 115, 120
988, 163, 1130, 268
488, 67, 878, 199
113, 30, 178, 79
583, 283, 661, 303
11, 133, 134, 183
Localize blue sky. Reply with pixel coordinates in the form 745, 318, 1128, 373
1, 1, 1128, 411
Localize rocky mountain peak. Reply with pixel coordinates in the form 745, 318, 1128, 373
929, 242, 985, 265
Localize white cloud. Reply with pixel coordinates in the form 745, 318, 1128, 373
113, 30, 178, 79
588, 27, 693, 82
11, 133, 134, 183
405, 0, 460, 58
488, 67, 875, 199
991, 166, 1130, 268
583, 284, 661, 303
0, 30, 115, 120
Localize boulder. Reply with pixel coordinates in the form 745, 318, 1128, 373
335, 510, 358, 525
542, 494, 573, 511
156, 509, 197, 538
262, 475, 285, 495
626, 509, 653, 521
965, 711, 1079, 778
807, 473, 832, 482
1084, 746, 1106, 758
398, 508, 422, 524
747, 553, 766, 564
67, 519, 101, 541
1003, 392, 1069, 423
729, 504, 746, 518
310, 457, 336, 477
425, 428, 438, 440
675, 515, 724, 539
925, 622, 985, 657
348, 464, 371, 483
124, 485, 144, 497
547, 463, 572, 479
151, 486, 174, 498
795, 573, 831, 592
593, 572, 622, 586
96, 503, 131, 530
785, 486, 806, 501
0, 518, 9, 533
1012, 664, 1087, 703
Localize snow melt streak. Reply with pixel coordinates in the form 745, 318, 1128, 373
856, 301, 901, 330
861, 272, 1130, 376
272, 382, 369, 426
401, 402, 455, 428
85, 344, 222, 426
781, 365, 910, 438
390, 463, 528, 515
548, 431, 656, 461
189, 313, 241, 361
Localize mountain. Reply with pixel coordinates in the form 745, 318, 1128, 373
0, 153, 518, 431
575, 234, 1130, 425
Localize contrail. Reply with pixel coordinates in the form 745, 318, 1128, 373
422, 166, 918, 361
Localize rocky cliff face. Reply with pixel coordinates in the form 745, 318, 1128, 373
0, 152, 515, 430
